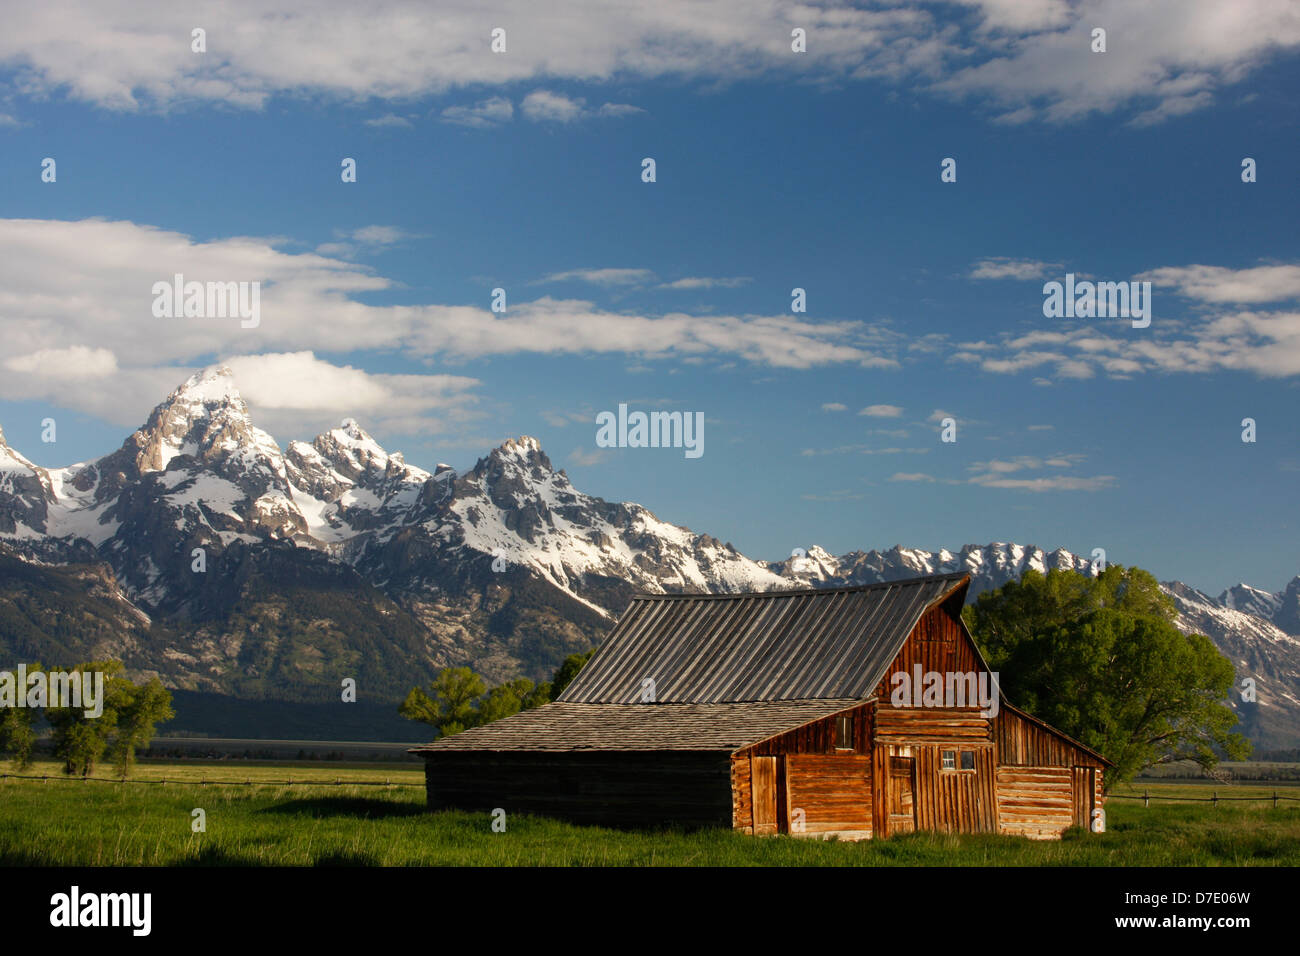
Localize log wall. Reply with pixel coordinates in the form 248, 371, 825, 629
995, 766, 1074, 839
423, 750, 733, 828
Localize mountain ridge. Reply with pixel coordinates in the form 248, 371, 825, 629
2, 366, 1296, 749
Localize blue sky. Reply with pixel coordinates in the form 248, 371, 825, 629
1, 1, 1298, 594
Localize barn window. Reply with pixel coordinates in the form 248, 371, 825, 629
941, 750, 956, 770
960, 750, 975, 771
835, 715, 854, 751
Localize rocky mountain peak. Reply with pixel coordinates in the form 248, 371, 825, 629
312, 419, 391, 479
126, 364, 273, 475
1274, 576, 1300, 637
1220, 582, 1282, 619
475, 436, 558, 485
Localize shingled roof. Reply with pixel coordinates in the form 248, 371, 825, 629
409, 699, 864, 753
558, 572, 970, 704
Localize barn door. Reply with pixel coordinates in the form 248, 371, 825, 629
1072, 767, 1096, 830
751, 756, 779, 835
888, 757, 916, 835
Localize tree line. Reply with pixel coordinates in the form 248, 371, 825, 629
0, 660, 174, 777
399, 649, 595, 738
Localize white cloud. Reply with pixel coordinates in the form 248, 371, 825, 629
955, 0, 1073, 33
659, 276, 751, 290
595, 102, 643, 118
4, 345, 118, 379
937, 0, 1300, 125
520, 90, 641, 123
961, 258, 1300, 380
3, 1, 1288, 126
538, 267, 655, 286
1137, 264, 1300, 304
364, 113, 412, 128
859, 404, 903, 417
965, 454, 1114, 492
521, 90, 586, 123
440, 96, 513, 128
314, 225, 421, 258
0, 218, 902, 426
969, 257, 1060, 280
222, 352, 482, 438
889, 472, 935, 482
969, 474, 1117, 491
821, 402, 847, 412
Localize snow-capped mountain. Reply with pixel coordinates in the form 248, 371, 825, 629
763, 542, 1300, 751
1, 366, 1297, 748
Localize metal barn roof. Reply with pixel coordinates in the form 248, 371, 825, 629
557, 572, 969, 704
410, 698, 866, 753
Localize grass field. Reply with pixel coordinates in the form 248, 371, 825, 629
2, 759, 1298, 866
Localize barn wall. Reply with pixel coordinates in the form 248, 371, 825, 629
872, 596, 981, 701
993, 708, 1106, 769
422, 751, 732, 828
869, 598, 999, 838
871, 706, 998, 836
995, 766, 1073, 838
786, 754, 872, 836
732, 703, 874, 837
862, 597, 1110, 840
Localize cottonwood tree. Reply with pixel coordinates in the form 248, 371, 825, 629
45, 660, 174, 778
0, 661, 40, 769
400, 663, 564, 737
964, 567, 1250, 785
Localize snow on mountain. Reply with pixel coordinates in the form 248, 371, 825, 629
385, 432, 788, 614
1, 367, 1298, 746
770, 541, 1099, 595
1219, 582, 1283, 620
0, 366, 787, 616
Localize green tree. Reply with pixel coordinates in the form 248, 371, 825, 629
0, 660, 41, 770
400, 666, 487, 738
46, 660, 122, 777
401, 657, 579, 737
964, 566, 1250, 784
108, 676, 175, 777
44, 660, 175, 778
549, 648, 596, 700
0, 700, 37, 770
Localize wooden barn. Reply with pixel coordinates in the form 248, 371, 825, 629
412, 572, 1110, 839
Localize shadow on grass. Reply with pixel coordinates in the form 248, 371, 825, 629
177, 845, 262, 866
313, 851, 382, 866
259, 796, 426, 820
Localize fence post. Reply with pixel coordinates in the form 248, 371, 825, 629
1143, 791, 1149, 808
1211, 791, 1217, 810
1274, 792, 1279, 809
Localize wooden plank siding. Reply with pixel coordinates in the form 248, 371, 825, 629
993, 707, 1105, 769
875, 707, 992, 743
995, 766, 1074, 839
911, 743, 997, 832
871, 594, 981, 701
731, 702, 874, 836
785, 754, 872, 838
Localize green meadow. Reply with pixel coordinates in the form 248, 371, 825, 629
2, 759, 1297, 866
